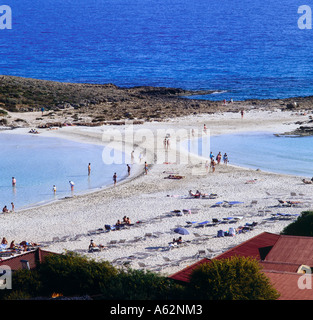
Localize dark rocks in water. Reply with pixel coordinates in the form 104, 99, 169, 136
278, 125, 313, 137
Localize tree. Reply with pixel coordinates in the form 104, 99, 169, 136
38, 251, 118, 296
188, 256, 280, 300
282, 211, 313, 237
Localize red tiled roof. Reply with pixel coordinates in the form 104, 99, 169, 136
264, 234, 313, 266
264, 271, 313, 300
214, 232, 280, 261
260, 261, 300, 273
169, 258, 210, 283
169, 232, 280, 283
0, 248, 59, 271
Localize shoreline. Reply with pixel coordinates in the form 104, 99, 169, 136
0, 108, 312, 276
0, 127, 147, 213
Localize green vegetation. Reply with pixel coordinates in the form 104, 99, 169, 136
281, 211, 313, 236
0, 252, 279, 300
188, 256, 280, 300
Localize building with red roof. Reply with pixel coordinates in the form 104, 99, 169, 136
0, 248, 59, 271
169, 232, 313, 300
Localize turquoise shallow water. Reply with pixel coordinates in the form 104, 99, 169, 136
185, 132, 313, 178
0, 133, 130, 210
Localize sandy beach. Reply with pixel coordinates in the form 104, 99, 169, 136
0, 108, 312, 276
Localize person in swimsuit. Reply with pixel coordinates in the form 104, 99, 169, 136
216, 152, 222, 164
12, 177, 16, 187
223, 153, 228, 165
144, 162, 148, 175
88, 163, 91, 175
113, 173, 117, 185
211, 158, 216, 173
69, 181, 74, 191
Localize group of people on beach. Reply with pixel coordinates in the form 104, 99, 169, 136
204, 151, 229, 173
116, 216, 132, 226
2, 202, 14, 213
0, 237, 38, 253
169, 236, 183, 248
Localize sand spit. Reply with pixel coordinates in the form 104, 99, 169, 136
0, 109, 312, 276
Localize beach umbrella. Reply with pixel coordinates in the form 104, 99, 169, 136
174, 227, 189, 235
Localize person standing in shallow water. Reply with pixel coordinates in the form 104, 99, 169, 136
69, 181, 74, 191
127, 164, 131, 176
223, 153, 228, 165
88, 163, 91, 175
113, 173, 117, 186
12, 177, 16, 187
216, 152, 222, 164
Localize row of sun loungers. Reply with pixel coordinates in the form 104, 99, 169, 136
186, 216, 244, 228
270, 213, 300, 220
211, 201, 244, 208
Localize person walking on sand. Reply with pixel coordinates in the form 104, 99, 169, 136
127, 164, 131, 176
216, 152, 222, 164
144, 162, 148, 175
11, 202, 14, 212
210, 158, 216, 173
241, 109, 244, 119
113, 172, 117, 186
203, 124, 207, 134
12, 177, 16, 187
88, 163, 91, 175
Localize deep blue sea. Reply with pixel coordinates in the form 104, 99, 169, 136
1, 0, 313, 101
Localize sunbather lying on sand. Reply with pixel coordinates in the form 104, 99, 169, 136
302, 179, 313, 184
188, 190, 209, 198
